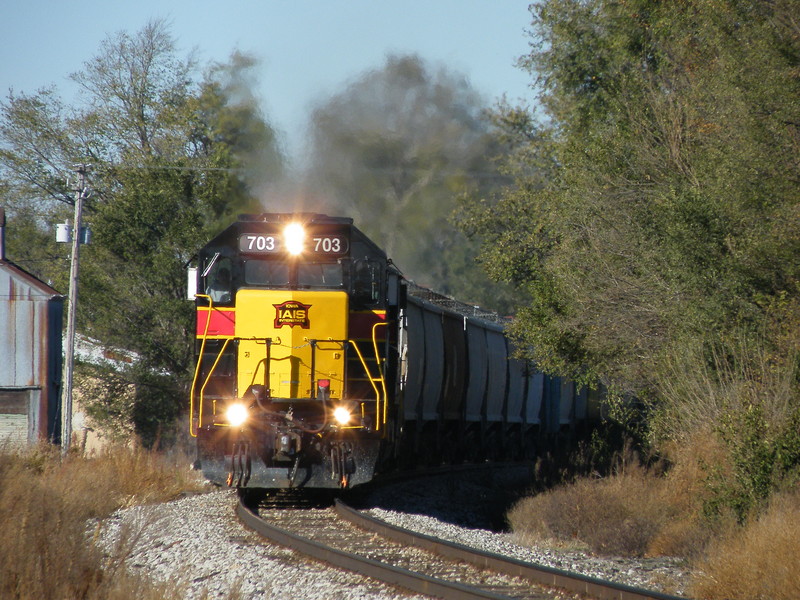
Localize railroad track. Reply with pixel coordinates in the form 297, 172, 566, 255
236, 495, 688, 600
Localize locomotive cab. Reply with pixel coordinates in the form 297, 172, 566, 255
189, 214, 399, 489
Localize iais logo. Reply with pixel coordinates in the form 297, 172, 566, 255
273, 300, 311, 329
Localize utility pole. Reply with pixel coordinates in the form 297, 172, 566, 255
61, 164, 89, 456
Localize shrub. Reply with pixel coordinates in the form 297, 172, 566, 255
652, 331, 800, 524
509, 458, 678, 557
508, 433, 724, 558
704, 401, 800, 524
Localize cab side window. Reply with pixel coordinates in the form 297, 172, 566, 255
205, 257, 233, 304
352, 259, 382, 305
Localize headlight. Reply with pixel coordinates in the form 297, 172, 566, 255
333, 406, 351, 425
226, 403, 248, 427
283, 223, 305, 255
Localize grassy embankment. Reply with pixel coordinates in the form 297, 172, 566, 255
509, 437, 800, 599
0, 443, 216, 600
508, 344, 800, 600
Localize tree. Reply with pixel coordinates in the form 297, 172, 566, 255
465, 0, 800, 395
0, 20, 284, 444
459, 0, 800, 522
302, 54, 515, 310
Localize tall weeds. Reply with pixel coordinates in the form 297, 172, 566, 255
507, 444, 708, 558
0, 444, 207, 600
653, 331, 800, 520
691, 489, 800, 600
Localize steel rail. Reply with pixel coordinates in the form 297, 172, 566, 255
334, 500, 689, 600
235, 500, 512, 600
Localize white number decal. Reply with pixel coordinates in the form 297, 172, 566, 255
246, 235, 276, 251
313, 237, 343, 253
242, 234, 344, 253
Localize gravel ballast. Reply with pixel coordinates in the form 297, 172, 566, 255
94, 490, 425, 599
93, 481, 693, 599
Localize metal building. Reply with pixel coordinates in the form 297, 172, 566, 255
0, 208, 64, 446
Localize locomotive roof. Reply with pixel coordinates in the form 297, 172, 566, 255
200, 213, 388, 261
237, 213, 353, 225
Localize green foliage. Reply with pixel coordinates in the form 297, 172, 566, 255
705, 402, 800, 524
464, 0, 800, 393
129, 367, 184, 449
462, 0, 800, 522
1, 203, 68, 289
0, 20, 284, 445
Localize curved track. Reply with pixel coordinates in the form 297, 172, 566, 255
237, 496, 688, 600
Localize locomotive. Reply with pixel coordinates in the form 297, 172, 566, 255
188, 213, 589, 489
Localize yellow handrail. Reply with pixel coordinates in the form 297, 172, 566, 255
197, 337, 232, 429
347, 339, 384, 431
371, 322, 388, 428
189, 294, 214, 437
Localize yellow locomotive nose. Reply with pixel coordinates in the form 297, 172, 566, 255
236, 289, 347, 401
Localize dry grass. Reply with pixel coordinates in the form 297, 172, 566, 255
691, 489, 800, 600
645, 430, 729, 557
508, 459, 680, 557
508, 430, 800, 598
0, 443, 209, 600
507, 433, 731, 558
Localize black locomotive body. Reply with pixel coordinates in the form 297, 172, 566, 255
189, 213, 589, 489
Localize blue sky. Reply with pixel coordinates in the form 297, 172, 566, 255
0, 1, 536, 162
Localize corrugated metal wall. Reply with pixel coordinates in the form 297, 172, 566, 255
0, 261, 63, 445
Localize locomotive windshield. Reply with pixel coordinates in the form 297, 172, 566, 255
244, 260, 290, 286
298, 262, 344, 288
243, 259, 344, 289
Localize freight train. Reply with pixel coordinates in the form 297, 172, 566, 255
188, 213, 592, 489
